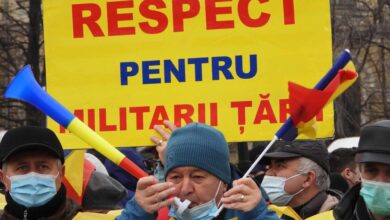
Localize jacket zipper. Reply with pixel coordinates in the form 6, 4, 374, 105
23, 209, 27, 220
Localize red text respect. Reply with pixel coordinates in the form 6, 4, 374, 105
72, 0, 296, 38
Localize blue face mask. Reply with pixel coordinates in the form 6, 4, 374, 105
261, 174, 304, 206
8, 172, 58, 208
169, 181, 222, 220
360, 178, 390, 216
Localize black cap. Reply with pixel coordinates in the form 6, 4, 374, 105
264, 141, 330, 174
0, 126, 64, 167
355, 120, 390, 165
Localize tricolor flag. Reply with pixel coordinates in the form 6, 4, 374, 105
276, 50, 358, 141
281, 65, 358, 141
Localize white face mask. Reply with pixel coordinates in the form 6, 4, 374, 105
169, 181, 222, 220
261, 173, 305, 206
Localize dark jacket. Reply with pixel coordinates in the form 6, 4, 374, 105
0, 185, 81, 220
333, 183, 371, 220
289, 189, 342, 219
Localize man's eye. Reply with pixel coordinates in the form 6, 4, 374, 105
16, 166, 28, 171
192, 175, 204, 180
38, 164, 50, 170
275, 163, 284, 168
169, 175, 181, 180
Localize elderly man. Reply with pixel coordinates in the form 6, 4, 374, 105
0, 126, 81, 219
0, 126, 127, 219
261, 141, 340, 219
332, 120, 390, 220
117, 122, 279, 220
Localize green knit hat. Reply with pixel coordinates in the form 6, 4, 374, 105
164, 123, 231, 184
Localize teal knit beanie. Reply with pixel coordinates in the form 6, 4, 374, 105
164, 123, 231, 184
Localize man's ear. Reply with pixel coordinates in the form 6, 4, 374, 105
60, 164, 65, 177
0, 169, 10, 192
341, 167, 351, 179
302, 171, 316, 188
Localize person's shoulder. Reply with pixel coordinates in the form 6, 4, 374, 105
333, 183, 361, 220
319, 193, 339, 212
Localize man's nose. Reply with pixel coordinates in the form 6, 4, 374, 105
180, 177, 194, 196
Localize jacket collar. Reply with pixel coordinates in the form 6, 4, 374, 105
293, 191, 328, 219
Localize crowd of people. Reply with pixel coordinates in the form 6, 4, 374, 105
0, 119, 389, 219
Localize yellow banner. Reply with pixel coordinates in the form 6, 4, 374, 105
43, 0, 333, 149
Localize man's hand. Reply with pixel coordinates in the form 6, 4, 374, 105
134, 176, 176, 213
220, 177, 262, 212
150, 120, 177, 165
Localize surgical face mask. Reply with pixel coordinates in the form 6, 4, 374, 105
261, 174, 304, 206
360, 178, 390, 216
8, 172, 58, 208
169, 181, 222, 220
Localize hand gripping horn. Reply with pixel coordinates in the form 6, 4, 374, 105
4, 65, 147, 179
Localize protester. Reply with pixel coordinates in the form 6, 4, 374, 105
0, 126, 81, 219
116, 122, 280, 220
331, 120, 390, 220
329, 147, 360, 193
261, 141, 341, 219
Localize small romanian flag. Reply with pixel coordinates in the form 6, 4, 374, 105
279, 61, 358, 141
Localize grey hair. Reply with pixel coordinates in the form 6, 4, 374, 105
297, 157, 330, 191
2, 159, 63, 174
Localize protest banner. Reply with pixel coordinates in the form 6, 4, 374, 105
42, 0, 332, 149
